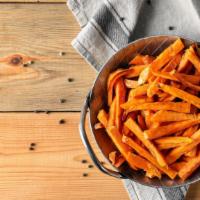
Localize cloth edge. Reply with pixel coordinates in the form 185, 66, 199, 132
71, 39, 100, 72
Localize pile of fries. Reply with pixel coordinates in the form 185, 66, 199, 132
95, 38, 200, 181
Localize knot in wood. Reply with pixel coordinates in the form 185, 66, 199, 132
10, 55, 23, 66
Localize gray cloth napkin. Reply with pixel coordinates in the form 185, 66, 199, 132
67, 0, 200, 199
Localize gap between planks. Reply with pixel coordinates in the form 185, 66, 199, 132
0, 112, 128, 200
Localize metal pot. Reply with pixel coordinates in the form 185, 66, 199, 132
79, 35, 200, 188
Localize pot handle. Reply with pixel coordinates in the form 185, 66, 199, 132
79, 91, 127, 179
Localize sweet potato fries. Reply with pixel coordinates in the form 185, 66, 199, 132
95, 38, 200, 181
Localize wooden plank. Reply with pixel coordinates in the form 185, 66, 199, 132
0, 112, 128, 200
0, 4, 96, 111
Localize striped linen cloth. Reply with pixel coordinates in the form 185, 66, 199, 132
67, 0, 200, 199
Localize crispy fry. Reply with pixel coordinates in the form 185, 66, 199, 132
115, 155, 126, 167
166, 129, 200, 164
151, 111, 198, 123
109, 151, 126, 167
171, 161, 187, 171
147, 82, 160, 97
107, 97, 116, 127
115, 79, 126, 130
107, 66, 146, 105
151, 39, 184, 71
159, 83, 200, 109
157, 143, 187, 150
142, 110, 152, 129
124, 118, 167, 167
124, 79, 138, 88
121, 102, 191, 113
151, 70, 178, 81
144, 119, 200, 140
155, 137, 193, 145
178, 153, 200, 180
150, 122, 160, 129
138, 66, 150, 85
122, 124, 130, 135
185, 147, 197, 157
183, 125, 199, 137
128, 84, 148, 98
94, 122, 104, 130
125, 96, 153, 107
109, 151, 117, 165
122, 135, 177, 179
175, 73, 200, 91
175, 73, 200, 85
127, 152, 161, 179
97, 109, 109, 128
187, 46, 200, 72
125, 65, 147, 78
129, 54, 154, 65
106, 126, 138, 170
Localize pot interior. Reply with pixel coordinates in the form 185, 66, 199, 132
89, 35, 199, 187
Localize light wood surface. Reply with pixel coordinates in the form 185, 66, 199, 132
0, 112, 128, 200
0, 4, 96, 111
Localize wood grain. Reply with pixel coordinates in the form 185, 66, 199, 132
0, 112, 128, 200
0, 4, 96, 111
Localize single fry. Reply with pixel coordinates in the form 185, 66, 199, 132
115, 155, 126, 168
178, 154, 200, 180
106, 126, 137, 170
109, 151, 125, 167
171, 161, 187, 171
151, 110, 198, 123
138, 66, 150, 85
151, 70, 178, 81
129, 54, 154, 65
157, 143, 187, 150
94, 122, 104, 130
107, 65, 146, 105
122, 135, 177, 179
107, 97, 116, 127
128, 84, 149, 98
187, 47, 200, 72
185, 147, 197, 157
109, 151, 117, 165
147, 82, 160, 97
144, 119, 200, 140
124, 97, 153, 108
142, 110, 152, 129
121, 102, 191, 113
115, 79, 126, 130
124, 118, 167, 167
97, 109, 109, 128
182, 125, 199, 137
175, 73, 200, 85
151, 38, 184, 71
175, 73, 200, 91
124, 79, 138, 88
166, 138, 200, 164
155, 137, 193, 145
127, 152, 161, 179
159, 83, 200, 109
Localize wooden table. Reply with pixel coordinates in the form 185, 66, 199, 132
0, 1, 198, 199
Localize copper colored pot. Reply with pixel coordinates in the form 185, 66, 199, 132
79, 35, 199, 188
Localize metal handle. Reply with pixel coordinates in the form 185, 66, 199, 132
79, 91, 127, 179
